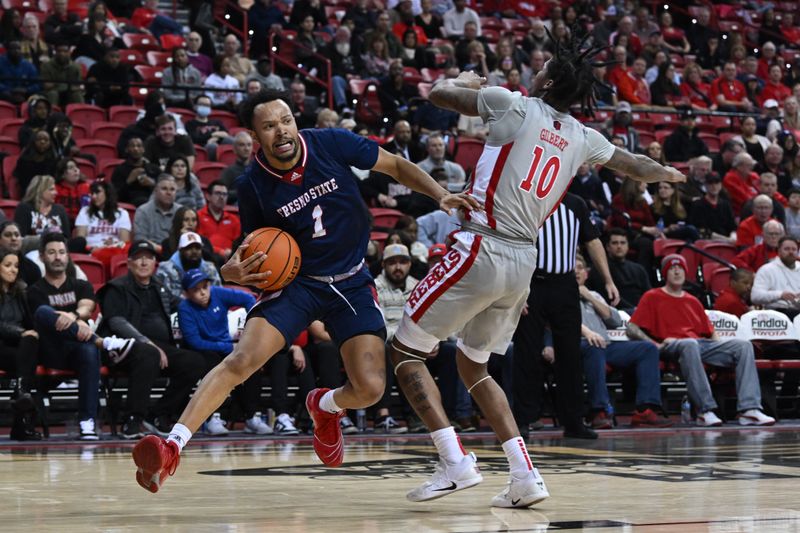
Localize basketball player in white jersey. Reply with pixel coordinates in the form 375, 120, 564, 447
389, 36, 686, 508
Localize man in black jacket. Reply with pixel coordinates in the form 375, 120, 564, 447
587, 228, 651, 313
98, 240, 207, 438
663, 108, 709, 163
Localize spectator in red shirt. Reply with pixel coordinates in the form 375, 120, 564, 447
711, 62, 753, 112
759, 64, 792, 107
723, 152, 759, 216
609, 16, 642, 57
736, 195, 776, 247
622, 57, 650, 106
713, 269, 754, 317
732, 220, 783, 271
628, 254, 775, 426
196, 180, 241, 260
780, 13, 800, 46
680, 62, 715, 110
392, 1, 427, 46
130, 0, 182, 39
659, 11, 690, 54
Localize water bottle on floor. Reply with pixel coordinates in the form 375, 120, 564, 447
356, 409, 367, 432
681, 396, 692, 424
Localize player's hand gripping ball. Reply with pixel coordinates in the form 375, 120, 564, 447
241, 228, 302, 290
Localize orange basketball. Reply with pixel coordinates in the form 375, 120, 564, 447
241, 228, 302, 290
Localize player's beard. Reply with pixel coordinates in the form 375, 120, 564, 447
272, 139, 299, 162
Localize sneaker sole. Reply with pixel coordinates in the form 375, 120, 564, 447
132, 437, 169, 494
739, 417, 776, 426
491, 490, 550, 509
141, 420, 169, 437
407, 474, 483, 502
79, 434, 100, 441
244, 428, 274, 435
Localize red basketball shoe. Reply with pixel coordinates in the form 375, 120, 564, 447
306, 388, 345, 467
132, 435, 181, 493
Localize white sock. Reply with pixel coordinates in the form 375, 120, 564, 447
431, 426, 465, 464
319, 389, 343, 414
166, 423, 192, 453
502, 437, 533, 478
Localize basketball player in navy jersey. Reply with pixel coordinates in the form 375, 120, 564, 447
132, 90, 479, 492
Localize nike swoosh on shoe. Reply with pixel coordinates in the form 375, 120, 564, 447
432, 482, 457, 492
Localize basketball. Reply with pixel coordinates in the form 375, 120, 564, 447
241, 227, 302, 290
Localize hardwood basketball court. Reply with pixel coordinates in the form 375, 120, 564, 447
3, 425, 800, 532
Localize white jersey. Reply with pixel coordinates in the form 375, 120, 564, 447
463, 87, 615, 241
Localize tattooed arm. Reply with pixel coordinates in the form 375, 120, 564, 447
626, 321, 662, 348
605, 147, 686, 184
429, 71, 485, 116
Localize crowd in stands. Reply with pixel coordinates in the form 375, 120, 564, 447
1, 0, 800, 440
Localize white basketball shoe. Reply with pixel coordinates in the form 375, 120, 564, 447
407, 452, 483, 502
491, 467, 550, 508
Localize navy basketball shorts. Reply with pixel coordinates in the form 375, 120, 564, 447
249, 268, 387, 347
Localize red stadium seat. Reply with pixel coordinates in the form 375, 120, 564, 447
193, 145, 208, 163
193, 162, 227, 188
109, 105, 140, 124
0, 100, 17, 120
696, 241, 738, 264
0, 135, 20, 155
369, 208, 404, 230
123, 33, 161, 52
454, 138, 485, 176
0, 199, 18, 219
3, 154, 20, 199
118, 49, 145, 66
76, 139, 118, 161
703, 263, 731, 295
90, 122, 125, 146
71, 253, 106, 290
74, 158, 96, 180
650, 113, 679, 129
146, 50, 172, 67
160, 34, 186, 50
129, 86, 151, 105
354, 82, 382, 127
479, 16, 503, 30
215, 144, 236, 165
166, 107, 195, 124
109, 253, 129, 279
97, 158, 124, 180
66, 103, 106, 128
209, 110, 239, 130
134, 65, 163, 84
402, 66, 423, 85
698, 132, 720, 152
0, 118, 24, 139
653, 238, 685, 259
119, 202, 136, 226
420, 67, 443, 82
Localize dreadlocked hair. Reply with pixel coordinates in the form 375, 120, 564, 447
542, 25, 616, 117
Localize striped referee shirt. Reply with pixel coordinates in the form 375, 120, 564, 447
536, 193, 598, 274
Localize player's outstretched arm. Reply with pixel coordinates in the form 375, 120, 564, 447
605, 147, 686, 184
429, 71, 486, 116
372, 148, 481, 214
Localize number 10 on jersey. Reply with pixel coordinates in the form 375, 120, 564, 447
519, 145, 561, 199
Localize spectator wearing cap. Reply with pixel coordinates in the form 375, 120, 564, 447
176, 268, 270, 435
97, 240, 208, 438
711, 62, 753, 112
628, 254, 775, 427
733, 220, 783, 272
663, 108, 709, 163
740, 173, 788, 225
196, 181, 241, 260
155, 231, 222, 301
758, 100, 784, 141
688, 171, 737, 243
723, 152, 760, 216
713, 268, 754, 318
133, 174, 182, 252
736, 195, 777, 248
751, 236, 800, 319
760, 64, 793, 108
603, 101, 639, 154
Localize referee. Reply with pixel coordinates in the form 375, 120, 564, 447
513, 193, 619, 440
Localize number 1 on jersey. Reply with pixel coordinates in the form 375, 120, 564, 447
312, 205, 327, 238
519, 145, 561, 199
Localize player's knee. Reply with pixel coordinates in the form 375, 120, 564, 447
222, 348, 262, 381
349, 372, 385, 405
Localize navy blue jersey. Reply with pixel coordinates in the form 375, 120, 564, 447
235, 128, 379, 276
